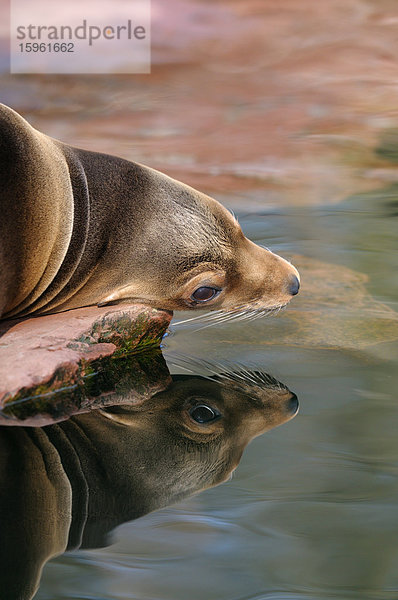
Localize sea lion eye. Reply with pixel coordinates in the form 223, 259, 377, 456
191, 286, 219, 302
189, 404, 221, 423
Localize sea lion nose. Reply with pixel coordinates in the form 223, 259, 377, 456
288, 393, 299, 415
288, 275, 300, 296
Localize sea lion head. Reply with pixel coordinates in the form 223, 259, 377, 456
97, 167, 300, 318
0, 103, 300, 319
101, 370, 298, 499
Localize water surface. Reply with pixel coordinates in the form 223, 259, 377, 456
32, 190, 398, 600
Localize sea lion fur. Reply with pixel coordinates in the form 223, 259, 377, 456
0, 104, 300, 320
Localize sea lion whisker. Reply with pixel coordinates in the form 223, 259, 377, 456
240, 312, 257, 323
172, 364, 217, 383
226, 310, 257, 324
207, 307, 264, 326
246, 310, 265, 322
237, 370, 258, 385
254, 304, 284, 319
166, 354, 257, 386
235, 312, 254, 323
231, 304, 264, 319
193, 308, 250, 329
242, 367, 262, 382
172, 313, 211, 326
246, 314, 257, 322
222, 310, 246, 323
235, 367, 288, 390
172, 309, 223, 326
238, 308, 256, 319
192, 322, 219, 332
168, 352, 288, 393
190, 313, 235, 331
192, 312, 240, 331
268, 304, 286, 318
165, 354, 221, 382
217, 368, 278, 389
217, 370, 250, 384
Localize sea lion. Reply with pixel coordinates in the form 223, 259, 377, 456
0, 104, 300, 321
0, 369, 298, 600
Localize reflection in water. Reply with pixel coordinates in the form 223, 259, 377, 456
0, 363, 297, 600
0, 350, 172, 427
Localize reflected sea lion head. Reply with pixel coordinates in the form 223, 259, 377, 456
100, 370, 298, 503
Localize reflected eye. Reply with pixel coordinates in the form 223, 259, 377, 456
189, 404, 221, 424
191, 286, 220, 302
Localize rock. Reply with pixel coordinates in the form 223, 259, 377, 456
0, 304, 172, 411
0, 350, 172, 427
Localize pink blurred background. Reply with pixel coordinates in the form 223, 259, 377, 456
1, 0, 398, 206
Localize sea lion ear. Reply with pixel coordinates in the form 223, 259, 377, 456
97, 284, 141, 306
99, 409, 138, 425
97, 297, 119, 307
97, 298, 116, 307
97, 290, 123, 306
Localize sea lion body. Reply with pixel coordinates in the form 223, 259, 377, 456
0, 104, 300, 320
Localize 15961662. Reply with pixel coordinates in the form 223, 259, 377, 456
18, 43, 75, 52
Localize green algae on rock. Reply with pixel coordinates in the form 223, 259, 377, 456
0, 350, 171, 427
0, 304, 172, 417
